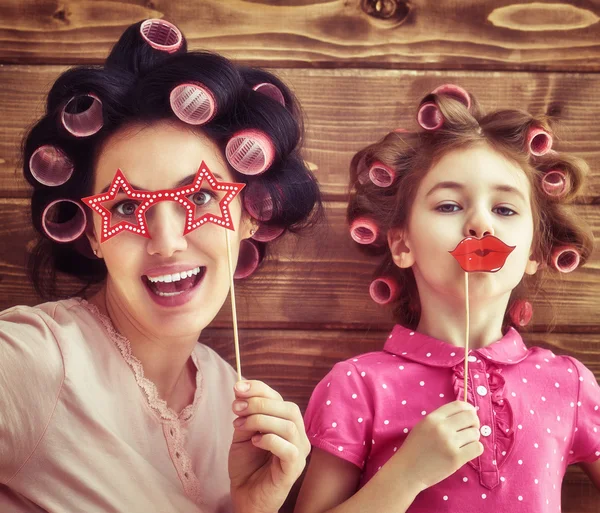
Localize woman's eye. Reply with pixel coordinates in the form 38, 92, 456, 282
494, 206, 517, 216
190, 191, 215, 207
436, 204, 461, 213
113, 201, 138, 216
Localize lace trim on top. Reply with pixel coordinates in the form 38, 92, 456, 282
79, 299, 202, 422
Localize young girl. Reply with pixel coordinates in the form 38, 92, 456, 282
295, 85, 599, 512
0, 20, 321, 513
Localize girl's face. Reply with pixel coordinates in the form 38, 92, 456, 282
391, 143, 539, 303
87, 120, 252, 337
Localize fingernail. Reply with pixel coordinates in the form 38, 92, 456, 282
235, 381, 250, 392
233, 400, 248, 412
252, 434, 263, 443
233, 417, 246, 428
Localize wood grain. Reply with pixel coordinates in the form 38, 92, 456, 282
1, 199, 598, 331
1, 66, 600, 202
0, 1, 599, 71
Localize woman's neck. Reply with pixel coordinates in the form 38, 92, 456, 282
89, 284, 198, 413
416, 283, 510, 349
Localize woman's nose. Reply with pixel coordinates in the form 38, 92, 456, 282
145, 202, 188, 257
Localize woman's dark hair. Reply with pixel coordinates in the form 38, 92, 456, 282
23, 20, 322, 299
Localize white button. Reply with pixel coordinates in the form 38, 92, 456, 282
468, 355, 477, 363
481, 425, 492, 437
477, 385, 488, 396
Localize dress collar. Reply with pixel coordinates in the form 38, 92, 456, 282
383, 324, 529, 368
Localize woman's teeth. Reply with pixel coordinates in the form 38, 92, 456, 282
146, 266, 202, 283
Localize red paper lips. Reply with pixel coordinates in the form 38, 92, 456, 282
449, 235, 515, 273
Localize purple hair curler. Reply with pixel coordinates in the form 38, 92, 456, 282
61, 94, 104, 137
369, 162, 396, 188
42, 199, 87, 243
551, 246, 580, 273
417, 102, 443, 131
170, 82, 217, 126
369, 277, 400, 305
350, 217, 379, 245
140, 19, 183, 53
431, 84, 471, 110
243, 182, 275, 221
29, 145, 74, 187
541, 169, 570, 198
252, 83, 285, 107
234, 238, 261, 279
526, 127, 553, 157
226, 129, 275, 175
252, 224, 284, 242
509, 299, 533, 327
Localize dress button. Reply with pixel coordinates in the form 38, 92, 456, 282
480, 425, 492, 437
477, 385, 488, 396
468, 355, 477, 363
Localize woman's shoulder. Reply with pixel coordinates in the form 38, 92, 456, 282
0, 297, 90, 330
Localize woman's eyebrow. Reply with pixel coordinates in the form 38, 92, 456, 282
100, 171, 225, 194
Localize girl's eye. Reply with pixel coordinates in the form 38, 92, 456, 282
436, 203, 461, 213
494, 206, 517, 216
113, 201, 138, 216
190, 190, 216, 207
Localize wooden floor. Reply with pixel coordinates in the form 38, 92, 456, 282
0, 1, 598, 511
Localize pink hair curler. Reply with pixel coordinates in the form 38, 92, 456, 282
252, 83, 285, 106
526, 127, 553, 157
140, 19, 183, 53
417, 102, 443, 131
541, 169, 570, 198
234, 238, 261, 279
170, 82, 217, 125
509, 299, 533, 327
369, 277, 401, 305
252, 224, 284, 242
243, 182, 274, 221
41, 199, 87, 243
350, 217, 378, 245
551, 246, 580, 273
226, 129, 275, 175
61, 94, 103, 137
29, 145, 74, 187
431, 84, 471, 110
369, 162, 396, 187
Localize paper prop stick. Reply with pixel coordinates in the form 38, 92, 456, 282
449, 235, 515, 401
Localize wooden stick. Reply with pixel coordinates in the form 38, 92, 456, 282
463, 272, 469, 403
225, 229, 242, 381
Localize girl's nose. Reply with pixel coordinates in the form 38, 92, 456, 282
465, 211, 494, 239
145, 202, 188, 257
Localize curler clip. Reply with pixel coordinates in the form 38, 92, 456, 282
29, 145, 74, 187
226, 129, 275, 176
369, 277, 401, 305
252, 83, 285, 107
526, 127, 553, 157
369, 162, 396, 188
541, 169, 570, 198
551, 246, 580, 273
170, 82, 217, 126
42, 199, 87, 243
509, 299, 533, 327
61, 94, 103, 137
350, 217, 379, 245
140, 19, 183, 53
234, 239, 261, 279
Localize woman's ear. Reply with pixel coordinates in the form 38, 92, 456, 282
85, 225, 103, 258
239, 211, 259, 240
388, 228, 414, 269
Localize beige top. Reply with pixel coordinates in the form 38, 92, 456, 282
0, 298, 237, 513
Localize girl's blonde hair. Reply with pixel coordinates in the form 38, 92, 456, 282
348, 87, 594, 330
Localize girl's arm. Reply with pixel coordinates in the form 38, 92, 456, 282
295, 400, 483, 513
581, 460, 600, 489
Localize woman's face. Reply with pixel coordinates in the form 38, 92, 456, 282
87, 120, 252, 337
392, 143, 539, 303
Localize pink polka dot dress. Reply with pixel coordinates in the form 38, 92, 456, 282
304, 325, 600, 512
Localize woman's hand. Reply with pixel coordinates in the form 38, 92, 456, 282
229, 380, 310, 513
393, 400, 484, 493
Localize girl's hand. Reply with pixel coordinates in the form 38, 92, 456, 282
393, 400, 484, 492
229, 380, 310, 513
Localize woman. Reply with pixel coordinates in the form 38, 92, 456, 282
0, 19, 321, 513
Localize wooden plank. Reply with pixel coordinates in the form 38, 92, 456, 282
0, 1, 599, 71
1, 199, 598, 331
203, 328, 600, 512
1, 67, 600, 201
